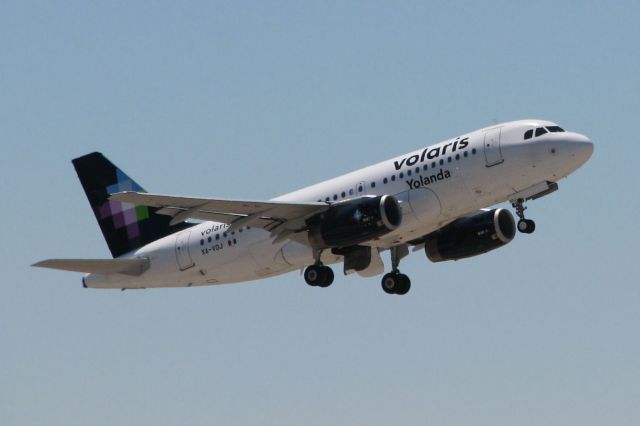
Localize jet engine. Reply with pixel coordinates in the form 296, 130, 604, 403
307, 195, 401, 249
424, 208, 516, 262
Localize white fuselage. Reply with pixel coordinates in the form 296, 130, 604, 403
83, 119, 593, 289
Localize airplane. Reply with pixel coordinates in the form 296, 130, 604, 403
33, 119, 593, 295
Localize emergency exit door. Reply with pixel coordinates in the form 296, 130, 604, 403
175, 230, 195, 271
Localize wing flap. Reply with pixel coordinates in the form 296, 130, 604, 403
32, 258, 150, 276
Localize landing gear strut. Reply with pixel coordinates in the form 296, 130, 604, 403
304, 249, 334, 288
512, 198, 536, 234
381, 245, 411, 295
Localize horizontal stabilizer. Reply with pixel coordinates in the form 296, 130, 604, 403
32, 258, 150, 276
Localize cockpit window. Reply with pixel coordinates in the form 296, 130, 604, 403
524, 129, 534, 140
524, 125, 565, 140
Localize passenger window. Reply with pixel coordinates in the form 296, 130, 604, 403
371, 182, 376, 188
431, 161, 436, 168
399, 172, 404, 178
455, 154, 460, 160
415, 167, 420, 174
447, 157, 452, 163
407, 170, 412, 176
391, 175, 396, 181
472, 148, 477, 154
349, 189, 354, 195
341, 191, 346, 198
383, 177, 388, 184
333, 194, 338, 200
439, 159, 444, 165
358, 185, 363, 192
535, 127, 547, 137
423, 164, 428, 171
524, 129, 534, 139
464, 151, 468, 157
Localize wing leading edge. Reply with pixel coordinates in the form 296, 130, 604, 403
109, 191, 329, 243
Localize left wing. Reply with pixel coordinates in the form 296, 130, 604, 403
110, 191, 329, 242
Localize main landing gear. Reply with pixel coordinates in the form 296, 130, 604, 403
381, 245, 411, 295
512, 198, 536, 234
304, 250, 334, 288
381, 272, 410, 295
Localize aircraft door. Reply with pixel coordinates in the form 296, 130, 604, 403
483, 127, 504, 167
175, 230, 195, 271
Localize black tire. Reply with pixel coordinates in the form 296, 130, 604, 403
304, 265, 321, 286
517, 219, 528, 233
525, 219, 536, 234
518, 219, 536, 234
395, 274, 411, 295
318, 266, 334, 288
381, 273, 399, 294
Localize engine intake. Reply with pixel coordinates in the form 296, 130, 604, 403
425, 208, 515, 262
308, 195, 401, 249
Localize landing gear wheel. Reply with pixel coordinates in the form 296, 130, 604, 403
513, 199, 536, 234
381, 272, 411, 295
304, 265, 321, 286
517, 219, 536, 234
318, 267, 334, 288
304, 265, 334, 287
395, 274, 411, 295
381, 273, 398, 294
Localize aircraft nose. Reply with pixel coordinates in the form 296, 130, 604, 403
570, 133, 594, 165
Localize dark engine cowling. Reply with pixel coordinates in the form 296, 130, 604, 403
424, 208, 516, 262
307, 195, 401, 249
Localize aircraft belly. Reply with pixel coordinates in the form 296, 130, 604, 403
249, 239, 291, 276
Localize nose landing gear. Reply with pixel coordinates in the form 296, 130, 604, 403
512, 198, 536, 234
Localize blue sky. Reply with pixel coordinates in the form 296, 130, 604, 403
2, 1, 639, 425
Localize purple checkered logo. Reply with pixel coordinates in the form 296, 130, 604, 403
98, 169, 149, 240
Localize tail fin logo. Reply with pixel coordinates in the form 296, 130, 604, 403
98, 169, 150, 240
73, 152, 193, 258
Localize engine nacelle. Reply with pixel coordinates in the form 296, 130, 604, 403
307, 195, 401, 249
424, 208, 515, 262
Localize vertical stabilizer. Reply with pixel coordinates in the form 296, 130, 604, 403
72, 152, 192, 258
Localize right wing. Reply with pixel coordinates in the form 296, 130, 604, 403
110, 191, 330, 243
